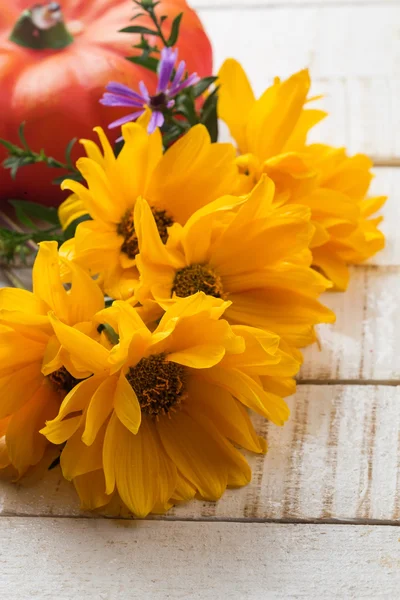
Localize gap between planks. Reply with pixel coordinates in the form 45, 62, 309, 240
1, 513, 400, 527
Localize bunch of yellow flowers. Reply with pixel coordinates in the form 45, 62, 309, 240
0, 61, 385, 517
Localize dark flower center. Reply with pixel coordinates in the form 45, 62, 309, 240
48, 367, 81, 394
172, 264, 224, 299
126, 353, 186, 417
117, 206, 174, 259
150, 92, 167, 109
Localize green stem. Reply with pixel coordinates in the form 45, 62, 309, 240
148, 7, 169, 47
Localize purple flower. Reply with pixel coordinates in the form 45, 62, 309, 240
100, 47, 200, 135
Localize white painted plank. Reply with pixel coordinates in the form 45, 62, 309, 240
2, 385, 400, 522
300, 267, 400, 381
1, 519, 399, 599
200, 6, 400, 79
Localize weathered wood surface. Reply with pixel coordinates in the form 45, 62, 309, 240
2, 385, 400, 524
1, 519, 400, 600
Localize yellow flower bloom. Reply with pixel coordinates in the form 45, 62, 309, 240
135, 176, 335, 353
59, 123, 239, 300
41, 293, 298, 517
218, 59, 386, 289
0, 242, 104, 476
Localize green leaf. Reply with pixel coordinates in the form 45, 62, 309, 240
192, 76, 218, 98
18, 122, 29, 151
200, 88, 219, 143
3, 155, 33, 180
63, 214, 92, 241
64, 138, 77, 171
0, 139, 18, 153
52, 172, 83, 185
167, 13, 183, 47
9, 200, 60, 227
120, 25, 158, 35
127, 54, 158, 73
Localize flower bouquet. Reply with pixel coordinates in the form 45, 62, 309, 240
0, 0, 386, 517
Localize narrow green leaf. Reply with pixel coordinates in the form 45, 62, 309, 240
120, 25, 158, 35
192, 76, 218, 98
200, 89, 219, 142
127, 55, 158, 73
18, 122, 29, 151
9, 200, 60, 226
0, 139, 18, 153
52, 172, 83, 185
63, 214, 92, 241
64, 138, 77, 170
167, 13, 183, 47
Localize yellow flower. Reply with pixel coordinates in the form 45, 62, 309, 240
0, 242, 104, 476
299, 145, 386, 289
218, 59, 386, 290
135, 176, 335, 353
40, 293, 298, 517
59, 123, 239, 300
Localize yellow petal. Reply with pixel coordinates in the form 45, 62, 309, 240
147, 125, 238, 224
61, 424, 104, 480
0, 362, 43, 419
74, 469, 111, 510
203, 366, 290, 425
218, 58, 256, 153
32, 242, 69, 320
82, 376, 117, 446
49, 313, 109, 374
114, 374, 141, 435
187, 376, 264, 453
247, 69, 311, 161
112, 416, 161, 517
6, 384, 58, 475
157, 410, 229, 501
58, 194, 88, 231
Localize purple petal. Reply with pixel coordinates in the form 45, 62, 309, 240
139, 81, 150, 103
157, 47, 178, 93
100, 93, 145, 109
171, 60, 185, 88
147, 110, 165, 134
108, 110, 145, 129
170, 73, 200, 97
105, 82, 145, 103
166, 99, 175, 109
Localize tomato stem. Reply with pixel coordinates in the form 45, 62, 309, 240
9, 3, 73, 51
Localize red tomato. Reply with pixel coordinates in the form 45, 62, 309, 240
0, 1, 212, 206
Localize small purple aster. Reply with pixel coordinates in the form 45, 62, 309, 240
100, 47, 200, 135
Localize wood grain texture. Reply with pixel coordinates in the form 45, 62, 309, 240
1, 385, 400, 523
1, 519, 400, 599
300, 267, 400, 381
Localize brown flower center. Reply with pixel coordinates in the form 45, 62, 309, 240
172, 264, 224, 298
48, 367, 81, 394
117, 206, 174, 259
126, 353, 186, 417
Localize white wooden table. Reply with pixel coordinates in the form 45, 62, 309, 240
1, 1, 400, 597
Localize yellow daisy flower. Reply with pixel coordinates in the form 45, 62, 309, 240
299, 144, 386, 289
134, 176, 335, 353
59, 123, 239, 300
40, 293, 298, 517
0, 242, 105, 476
218, 59, 386, 290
